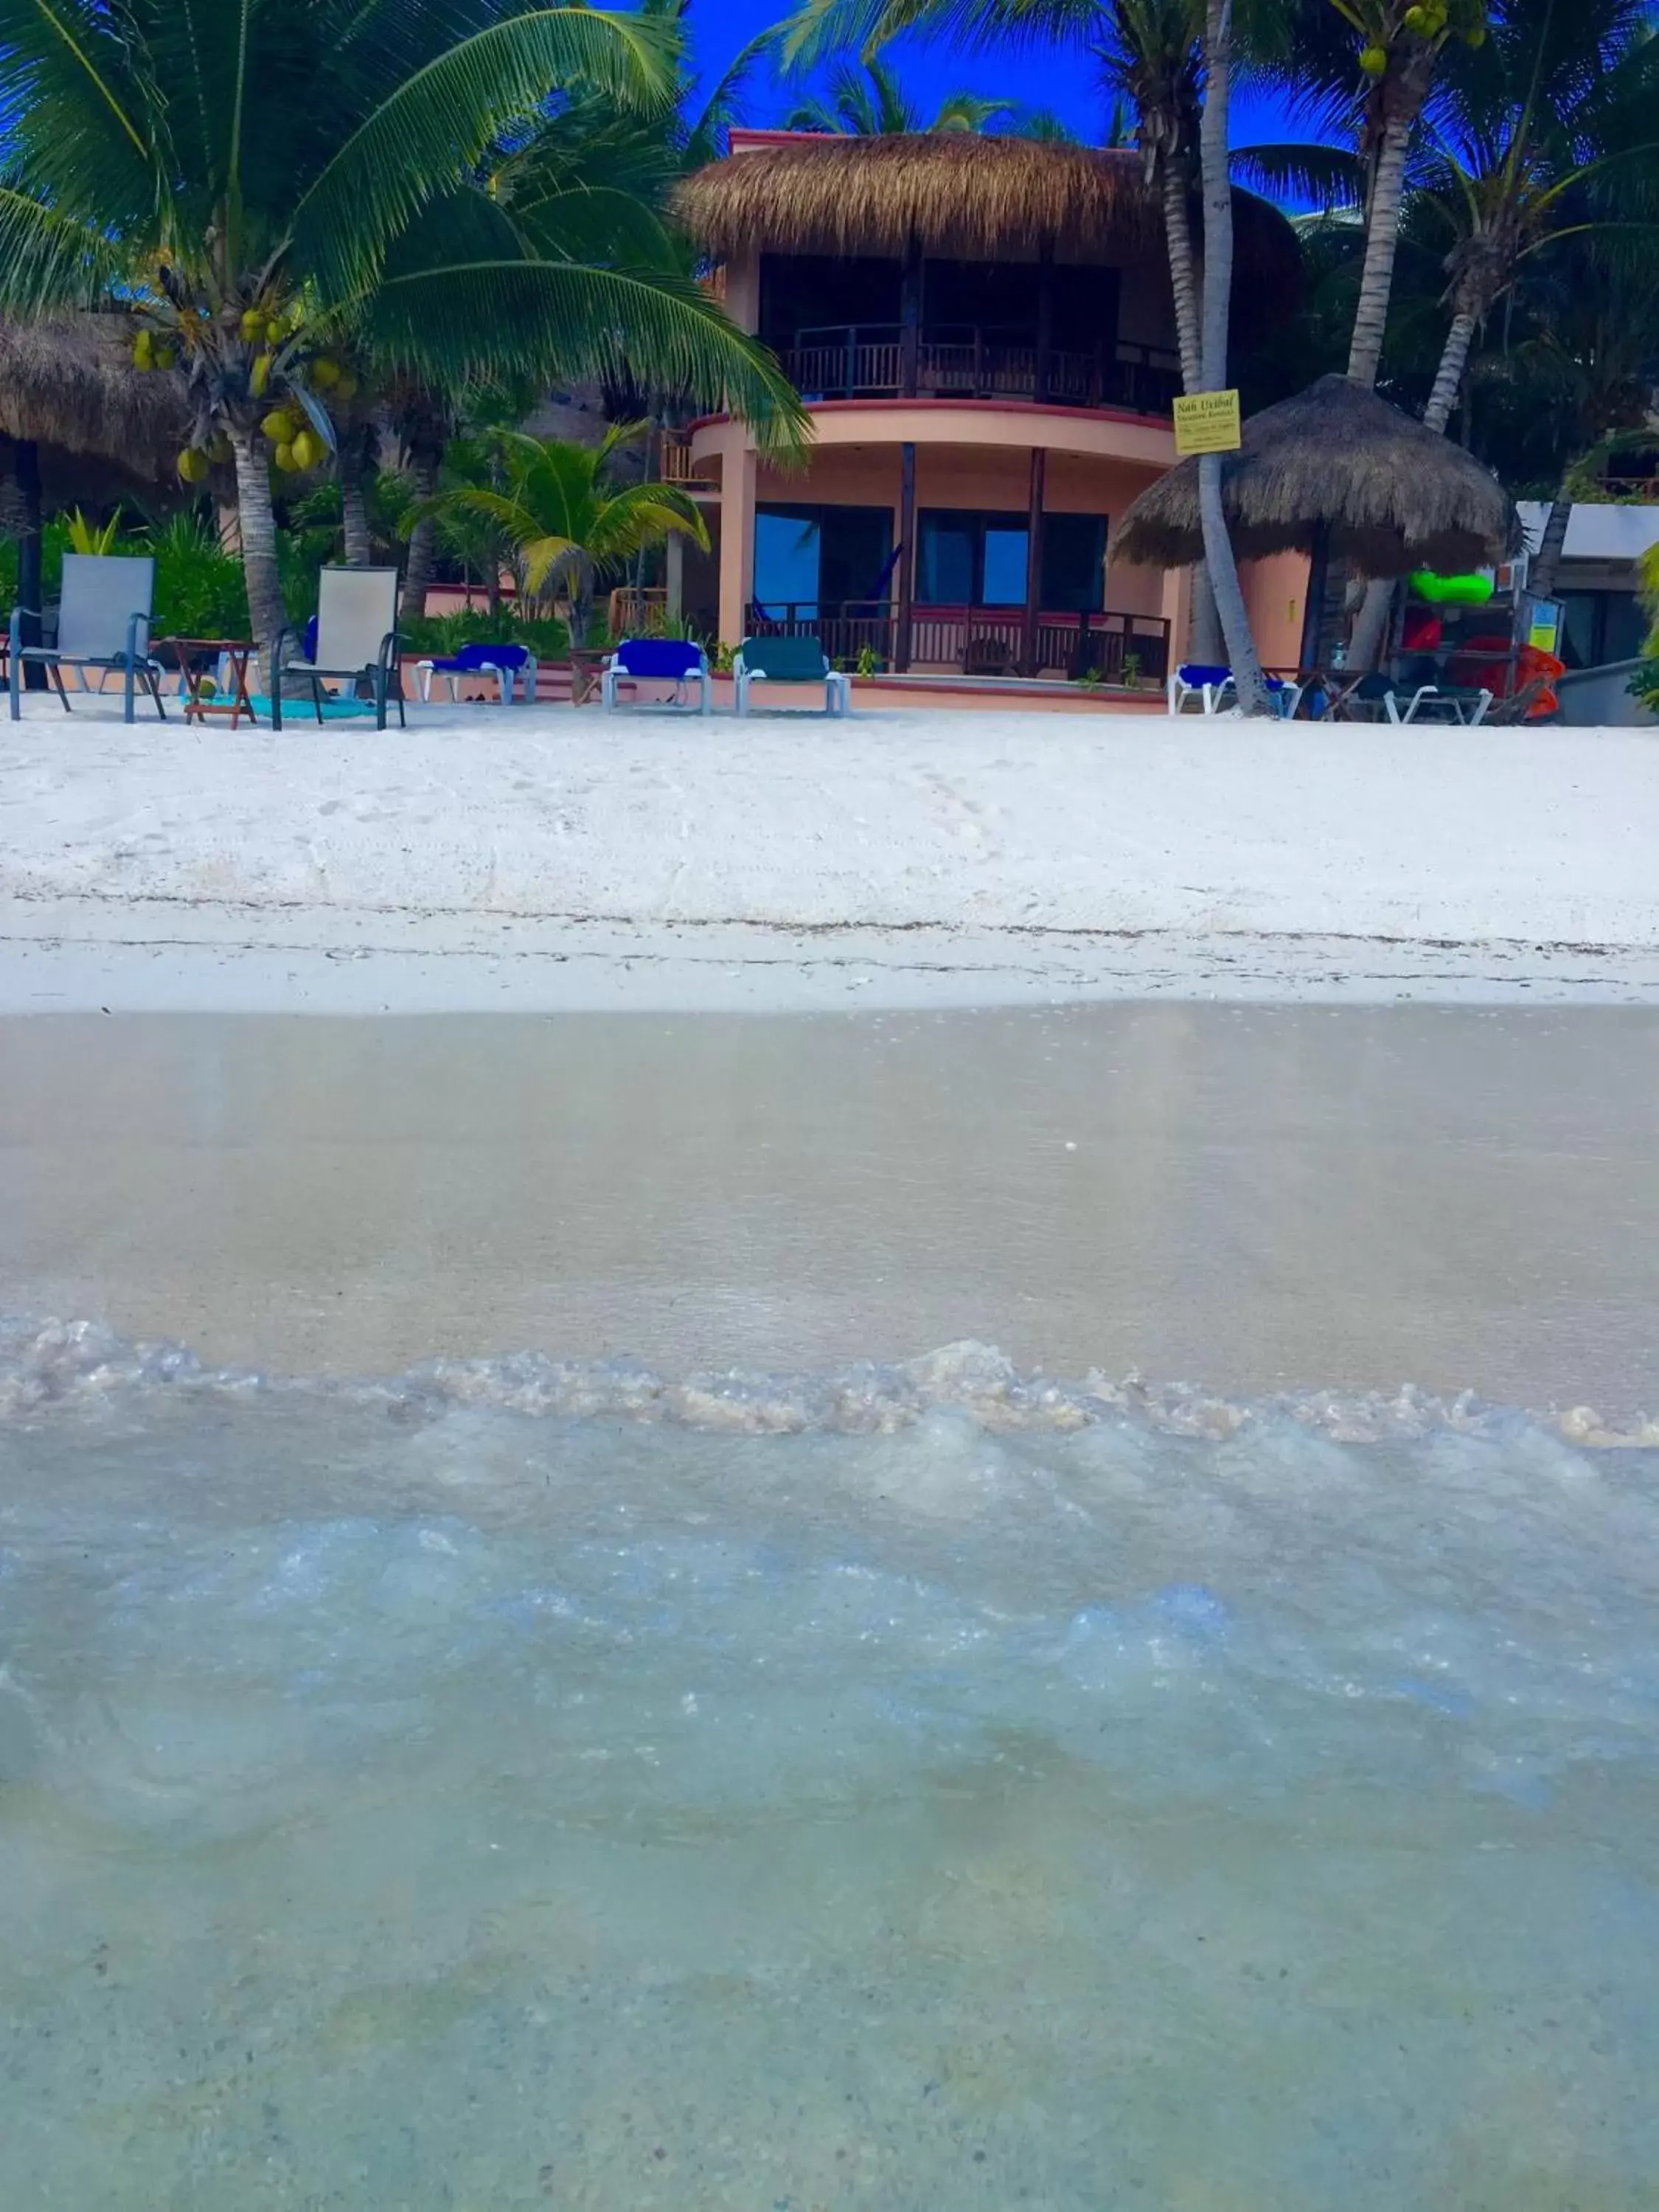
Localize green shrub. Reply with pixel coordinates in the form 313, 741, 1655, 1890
397, 605, 571, 658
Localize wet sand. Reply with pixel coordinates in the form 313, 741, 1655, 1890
3, 1002, 1655, 1416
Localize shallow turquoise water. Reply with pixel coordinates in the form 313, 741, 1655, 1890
1, 1326, 1658, 2208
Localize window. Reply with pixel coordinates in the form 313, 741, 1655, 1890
915, 509, 1108, 610
1557, 589, 1647, 670
917, 510, 1027, 605
754, 506, 895, 617
754, 510, 821, 616
1040, 515, 1107, 613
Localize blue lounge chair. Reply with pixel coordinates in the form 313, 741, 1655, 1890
1167, 662, 1302, 718
601, 637, 711, 714
417, 640, 538, 706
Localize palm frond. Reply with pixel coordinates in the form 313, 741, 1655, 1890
1232, 140, 1365, 208
292, 9, 675, 305
364, 257, 811, 453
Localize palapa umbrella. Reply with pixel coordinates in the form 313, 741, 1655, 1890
1113, 375, 1520, 657
0, 313, 189, 678
0, 312, 187, 501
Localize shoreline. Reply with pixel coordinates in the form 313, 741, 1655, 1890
5, 1002, 1656, 1418
8, 905, 1659, 1015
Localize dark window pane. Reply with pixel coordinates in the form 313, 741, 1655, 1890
1557, 593, 1599, 670
918, 514, 975, 604
1601, 591, 1648, 663
1040, 514, 1107, 613
821, 507, 894, 607
754, 509, 821, 615
981, 526, 1029, 605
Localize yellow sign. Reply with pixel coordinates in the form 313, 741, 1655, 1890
1172, 389, 1242, 456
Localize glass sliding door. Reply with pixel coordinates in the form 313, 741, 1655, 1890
916, 510, 1029, 605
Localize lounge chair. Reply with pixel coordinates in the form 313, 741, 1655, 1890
271, 567, 404, 731
1341, 671, 1489, 726
9, 552, 166, 723
734, 633, 851, 717
602, 637, 711, 714
416, 640, 537, 706
1167, 662, 1303, 718
1167, 661, 1235, 714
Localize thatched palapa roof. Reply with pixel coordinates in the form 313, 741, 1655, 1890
675, 132, 1299, 288
1113, 374, 1519, 577
0, 313, 187, 484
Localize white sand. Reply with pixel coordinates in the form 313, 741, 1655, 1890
2, 698, 1656, 1012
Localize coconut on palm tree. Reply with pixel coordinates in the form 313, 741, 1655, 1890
410, 425, 710, 646
0, 0, 806, 664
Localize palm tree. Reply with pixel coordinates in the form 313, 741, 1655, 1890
1336, 0, 1658, 660
784, 52, 1018, 131
1251, 0, 1492, 390
411, 424, 710, 644
0, 0, 806, 661
1194, 0, 1271, 709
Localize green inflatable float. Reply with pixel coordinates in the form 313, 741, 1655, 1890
1410, 569, 1495, 606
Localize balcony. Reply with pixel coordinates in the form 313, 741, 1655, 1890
747, 599, 1171, 684
779, 324, 1182, 418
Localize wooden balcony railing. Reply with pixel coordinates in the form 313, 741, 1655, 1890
747, 599, 1171, 683
778, 324, 1182, 418
661, 439, 716, 488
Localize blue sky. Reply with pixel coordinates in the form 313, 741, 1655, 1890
689, 4, 1305, 156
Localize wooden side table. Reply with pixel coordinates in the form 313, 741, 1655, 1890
161, 638, 257, 729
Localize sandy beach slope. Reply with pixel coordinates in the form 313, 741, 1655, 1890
1, 701, 1655, 1011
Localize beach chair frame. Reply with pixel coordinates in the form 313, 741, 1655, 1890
271, 567, 405, 731
8, 553, 166, 724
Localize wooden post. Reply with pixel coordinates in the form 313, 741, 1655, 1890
901, 236, 922, 398
1022, 447, 1046, 676
1036, 246, 1053, 405
15, 438, 44, 689
1298, 521, 1329, 672
895, 440, 917, 672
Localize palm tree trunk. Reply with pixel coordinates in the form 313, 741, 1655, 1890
1348, 307, 1479, 670
398, 444, 439, 625
1528, 485, 1573, 602
1158, 161, 1203, 393
1197, 0, 1270, 714
230, 429, 286, 673
1158, 156, 1224, 665
341, 471, 373, 567
1346, 111, 1415, 388
1421, 309, 1478, 437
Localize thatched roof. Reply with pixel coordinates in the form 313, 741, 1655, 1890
0, 313, 187, 481
1113, 374, 1519, 577
675, 132, 1299, 288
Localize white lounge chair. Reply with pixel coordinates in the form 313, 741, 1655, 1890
1168, 662, 1302, 718
272, 567, 405, 730
1167, 661, 1236, 714
9, 552, 165, 723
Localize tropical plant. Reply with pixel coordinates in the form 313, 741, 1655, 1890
783, 52, 1018, 131
0, 0, 807, 664
63, 507, 123, 555
407, 425, 710, 646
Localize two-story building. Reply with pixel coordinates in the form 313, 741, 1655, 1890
672, 128, 1300, 685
